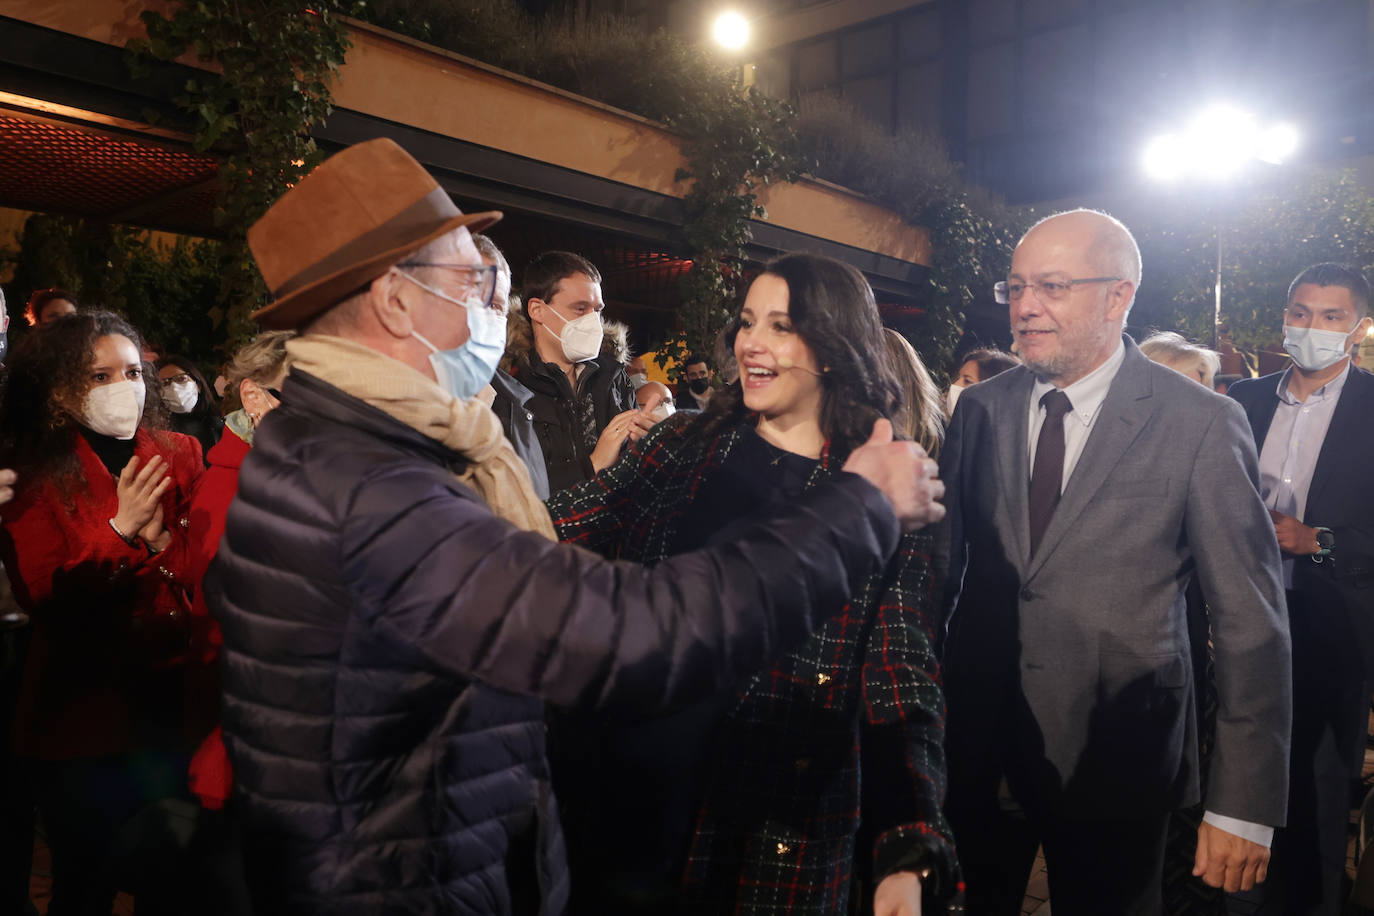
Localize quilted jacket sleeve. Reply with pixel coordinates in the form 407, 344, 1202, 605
341, 459, 899, 714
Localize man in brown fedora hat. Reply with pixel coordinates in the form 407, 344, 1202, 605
203, 137, 947, 915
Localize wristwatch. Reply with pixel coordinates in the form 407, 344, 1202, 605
1314, 526, 1335, 558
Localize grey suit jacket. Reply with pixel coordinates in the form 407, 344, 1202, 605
940, 336, 1291, 825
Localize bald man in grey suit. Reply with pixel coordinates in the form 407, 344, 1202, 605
940, 210, 1291, 916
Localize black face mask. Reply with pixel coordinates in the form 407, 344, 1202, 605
688, 377, 710, 395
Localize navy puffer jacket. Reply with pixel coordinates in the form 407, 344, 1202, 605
206, 370, 900, 915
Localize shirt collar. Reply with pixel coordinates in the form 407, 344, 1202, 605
1030, 338, 1127, 426
1276, 360, 1351, 405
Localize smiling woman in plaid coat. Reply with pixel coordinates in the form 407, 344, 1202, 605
547, 254, 958, 915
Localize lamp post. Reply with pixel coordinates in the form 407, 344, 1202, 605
1143, 106, 1299, 348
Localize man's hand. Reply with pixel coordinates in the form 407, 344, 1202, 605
841, 419, 945, 532
590, 408, 659, 472
1270, 509, 1319, 556
1194, 820, 1269, 892
0, 468, 15, 507
874, 870, 922, 916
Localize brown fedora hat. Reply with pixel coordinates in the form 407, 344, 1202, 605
248, 138, 500, 330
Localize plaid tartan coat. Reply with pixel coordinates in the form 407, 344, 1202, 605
548, 415, 958, 913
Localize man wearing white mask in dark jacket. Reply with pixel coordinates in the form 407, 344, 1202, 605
206, 138, 947, 915
511, 251, 652, 492
1229, 263, 1374, 915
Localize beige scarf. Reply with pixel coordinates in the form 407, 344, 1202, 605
286, 335, 556, 540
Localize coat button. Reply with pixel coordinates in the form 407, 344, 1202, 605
179, 517, 189, 528
776, 842, 790, 855
525, 411, 533, 420
1020, 586, 1035, 601
816, 672, 831, 685
795, 757, 811, 772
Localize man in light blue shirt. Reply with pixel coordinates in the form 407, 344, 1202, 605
1230, 263, 1374, 915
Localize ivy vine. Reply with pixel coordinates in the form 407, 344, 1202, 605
127, 0, 354, 349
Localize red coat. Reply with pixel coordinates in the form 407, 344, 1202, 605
0, 428, 205, 760
185, 427, 251, 809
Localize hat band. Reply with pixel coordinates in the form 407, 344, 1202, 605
270, 186, 459, 301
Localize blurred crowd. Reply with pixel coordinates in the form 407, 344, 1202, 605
0, 138, 1368, 916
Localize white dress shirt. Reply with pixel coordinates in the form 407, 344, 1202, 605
1258, 363, 1350, 588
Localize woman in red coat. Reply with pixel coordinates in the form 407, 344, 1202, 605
0, 311, 205, 915
185, 330, 293, 811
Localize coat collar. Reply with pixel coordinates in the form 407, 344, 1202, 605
278, 369, 470, 473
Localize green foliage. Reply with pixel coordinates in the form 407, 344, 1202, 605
795, 94, 1033, 375
1130, 168, 1374, 373
3, 213, 223, 368
360, 1, 804, 375
127, 0, 354, 348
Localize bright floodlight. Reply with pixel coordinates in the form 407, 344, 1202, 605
1143, 134, 1187, 181
1189, 105, 1258, 179
712, 10, 750, 50
1257, 122, 1300, 164
1144, 105, 1299, 181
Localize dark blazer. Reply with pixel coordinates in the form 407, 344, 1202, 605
1229, 365, 1374, 674
940, 337, 1291, 825
488, 368, 550, 500
206, 369, 901, 915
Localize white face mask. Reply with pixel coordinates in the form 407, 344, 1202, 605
163, 379, 199, 414
541, 305, 602, 363
648, 401, 676, 424
628, 372, 649, 390
1283, 323, 1359, 372
946, 382, 965, 414
82, 379, 145, 440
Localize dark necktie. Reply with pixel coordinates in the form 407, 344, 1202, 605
1028, 389, 1073, 557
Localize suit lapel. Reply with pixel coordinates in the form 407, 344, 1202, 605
992, 370, 1034, 572
1026, 344, 1155, 579
1307, 366, 1372, 514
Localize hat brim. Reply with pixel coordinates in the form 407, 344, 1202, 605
251, 209, 502, 331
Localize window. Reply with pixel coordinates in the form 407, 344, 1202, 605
796, 39, 838, 91
899, 7, 941, 61
841, 24, 894, 80
897, 61, 942, 133
968, 43, 1015, 138
844, 76, 895, 131
753, 51, 791, 98
970, 0, 1017, 44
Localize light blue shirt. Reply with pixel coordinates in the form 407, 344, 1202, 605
1257, 363, 1350, 588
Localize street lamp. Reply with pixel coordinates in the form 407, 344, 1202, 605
1143, 105, 1300, 348
712, 10, 751, 51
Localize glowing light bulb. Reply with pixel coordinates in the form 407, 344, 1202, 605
712, 11, 750, 50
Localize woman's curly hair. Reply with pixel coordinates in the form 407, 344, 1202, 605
691, 253, 902, 460
1, 310, 168, 497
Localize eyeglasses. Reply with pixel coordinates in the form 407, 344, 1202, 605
994, 277, 1122, 305
396, 263, 499, 311
161, 373, 193, 388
